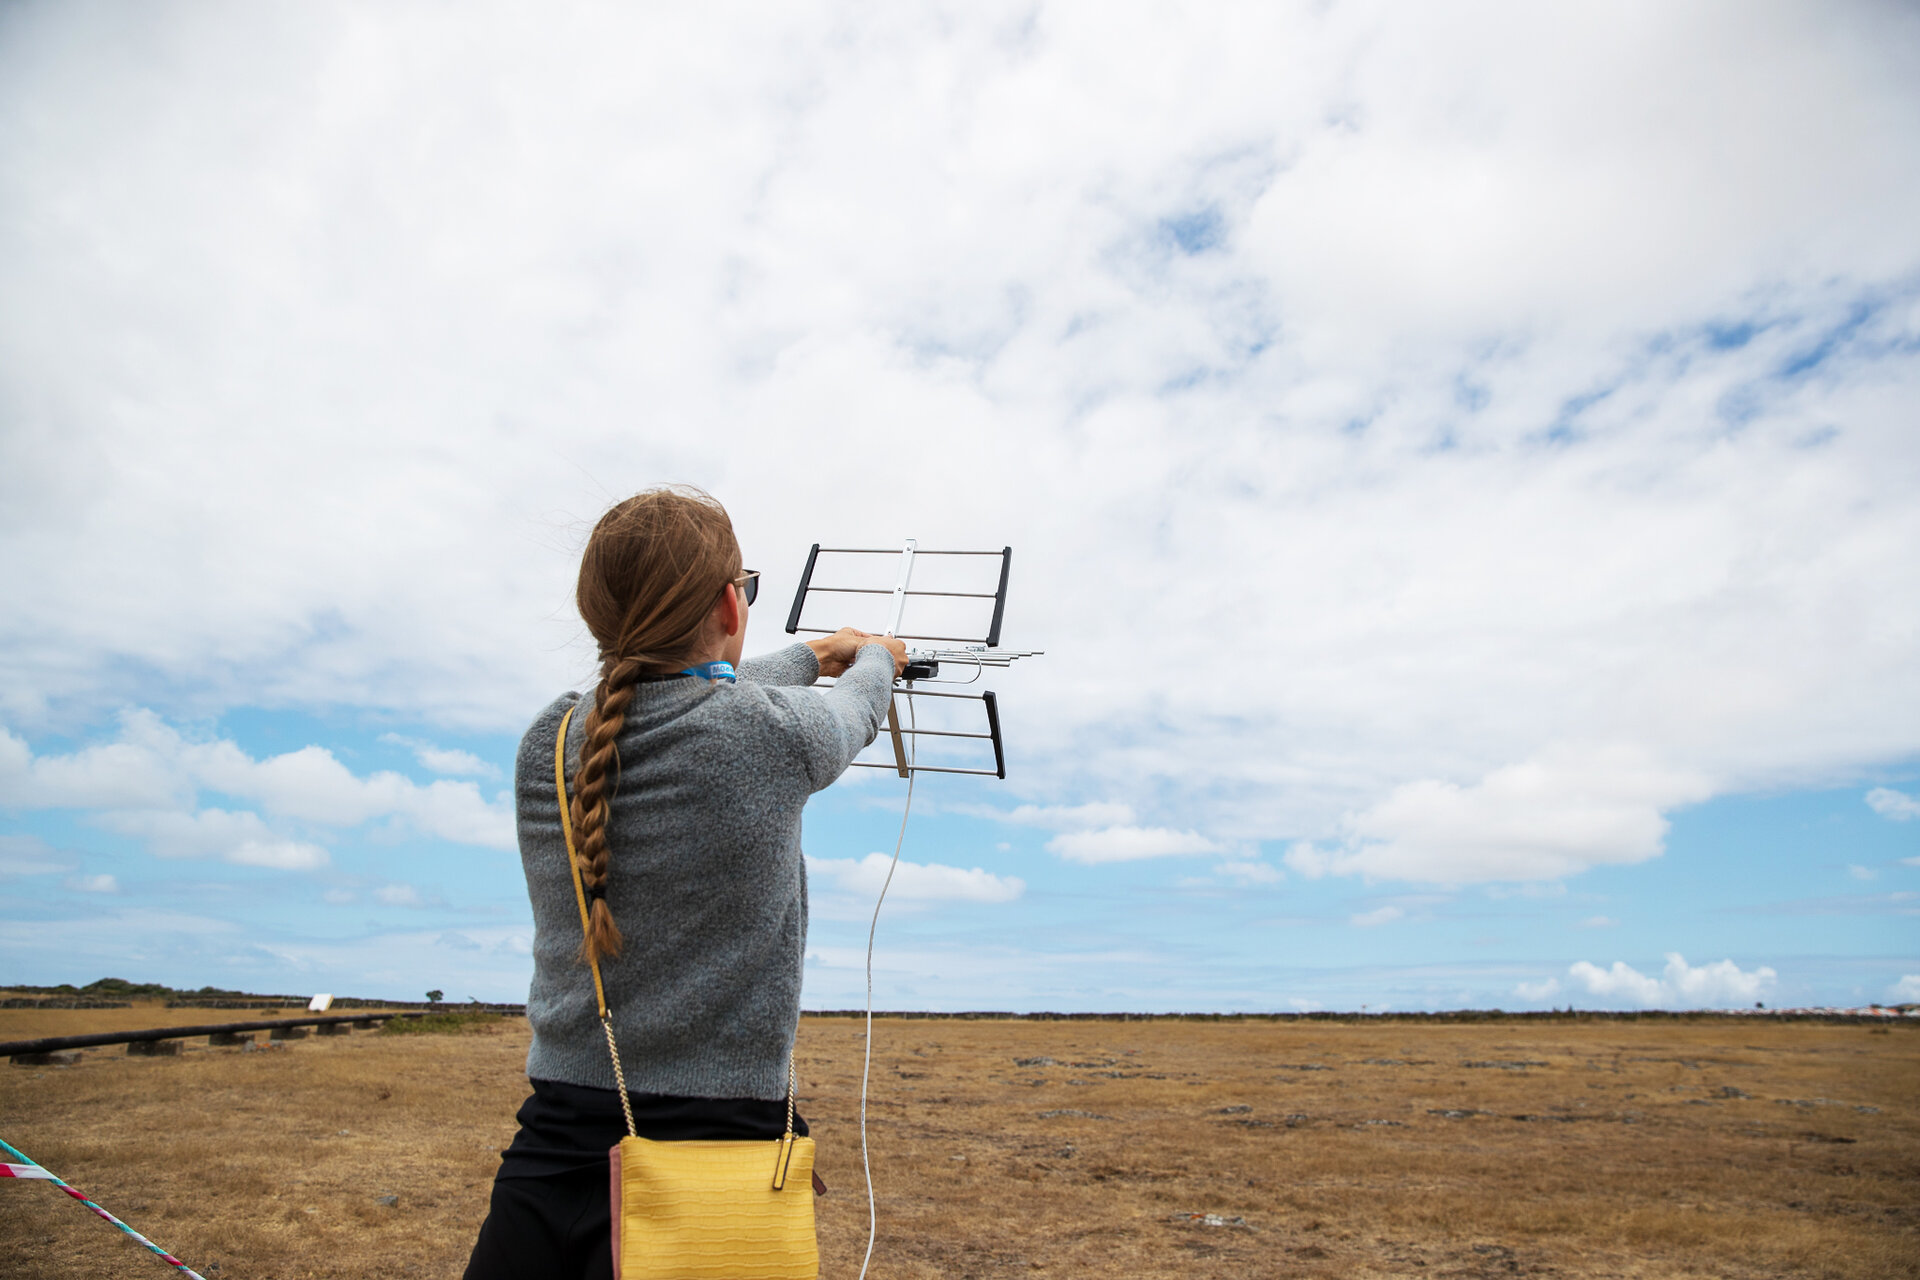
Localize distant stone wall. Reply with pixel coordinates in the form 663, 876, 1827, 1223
0, 998, 133, 1009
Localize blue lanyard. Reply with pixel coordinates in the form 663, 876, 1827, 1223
679, 661, 737, 684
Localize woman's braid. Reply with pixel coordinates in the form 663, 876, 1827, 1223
570, 655, 646, 965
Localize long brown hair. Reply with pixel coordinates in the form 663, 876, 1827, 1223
570, 486, 741, 964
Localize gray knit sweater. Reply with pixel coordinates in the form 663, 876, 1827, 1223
515, 641, 894, 1099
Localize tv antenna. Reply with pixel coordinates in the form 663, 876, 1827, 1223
785, 537, 1040, 1280
784, 539, 1042, 779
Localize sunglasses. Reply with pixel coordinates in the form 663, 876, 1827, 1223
733, 571, 760, 606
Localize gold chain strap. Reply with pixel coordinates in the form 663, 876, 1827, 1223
603, 1014, 639, 1138
553, 705, 797, 1144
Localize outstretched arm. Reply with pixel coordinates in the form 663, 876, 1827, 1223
738, 629, 909, 686
737, 644, 822, 687
782, 641, 907, 791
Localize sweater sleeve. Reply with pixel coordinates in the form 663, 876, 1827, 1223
768, 642, 897, 793
738, 643, 821, 688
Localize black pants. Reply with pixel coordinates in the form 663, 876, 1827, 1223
465, 1167, 612, 1280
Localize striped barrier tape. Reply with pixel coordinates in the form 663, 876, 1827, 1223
0, 1136, 207, 1278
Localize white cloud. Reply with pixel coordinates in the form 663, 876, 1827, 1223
3, 710, 515, 872
65, 873, 118, 893
1215, 859, 1283, 886
1515, 978, 1562, 1002
0, 0, 1914, 931
416, 747, 497, 777
1286, 747, 1712, 884
1578, 915, 1619, 929
1046, 826, 1218, 865
101, 807, 330, 870
0, 710, 513, 850
959, 802, 1217, 875
997, 802, 1138, 830
1867, 788, 1920, 821
1567, 961, 1666, 1006
379, 733, 500, 779
1892, 975, 1920, 1002
374, 883, 423, 907
806, 853, 1024, 904
1350, 905, 1404, 928
1848, 864, 1878, 881
184, 735, 511, 847
1566, 952, 1777, 1009
1280, 842, 1334, 877
1484, 882, 1569, 901
0, 724, 184, 810
0, 834, 69, 878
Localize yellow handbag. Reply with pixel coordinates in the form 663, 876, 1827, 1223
555, 707, 820, 1280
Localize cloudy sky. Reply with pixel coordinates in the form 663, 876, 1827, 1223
3, 1, 1917, 1012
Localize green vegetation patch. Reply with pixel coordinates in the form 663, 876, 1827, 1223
380, 1010, 503, 1036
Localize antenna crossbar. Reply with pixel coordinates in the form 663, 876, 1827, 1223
878, 727, 992, 740
793, 628, 1004, 645
787, 542, 1015, 646
892, 687, 999, 701
815, 548, 1005, 556
798, 587, 1000, 599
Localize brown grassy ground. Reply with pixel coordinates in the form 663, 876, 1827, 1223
1, 1001, 1915, 1279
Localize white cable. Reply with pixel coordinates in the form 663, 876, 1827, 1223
857, 696, 915, 1280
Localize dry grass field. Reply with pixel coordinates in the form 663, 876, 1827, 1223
2, 1000, 1916, 1279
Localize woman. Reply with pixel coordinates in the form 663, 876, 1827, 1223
465, 486, 905, 1280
